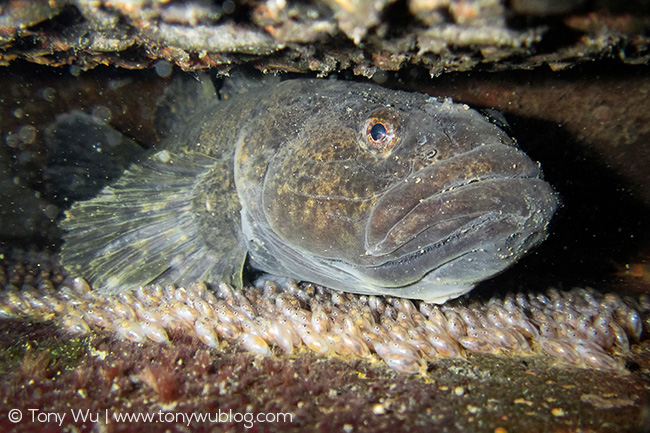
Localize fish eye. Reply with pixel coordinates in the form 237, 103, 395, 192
370, 123, 388, 141
365, 119, 394, 152
362, 108, 400, 156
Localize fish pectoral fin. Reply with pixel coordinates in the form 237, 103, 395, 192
60, 150, 247, 293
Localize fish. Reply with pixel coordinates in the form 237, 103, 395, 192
56, 74, 558, 303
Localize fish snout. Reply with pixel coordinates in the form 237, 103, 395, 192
365, 144, 557, 258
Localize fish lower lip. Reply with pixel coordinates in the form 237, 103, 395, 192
365, 144, 547, 256
335, 199, 553, 291
325, 213, 498, 289
370, 211, 501, 270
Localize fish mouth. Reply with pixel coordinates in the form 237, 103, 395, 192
358, 143, 558, 287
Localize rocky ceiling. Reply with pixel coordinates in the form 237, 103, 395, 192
0, 0, 649, 77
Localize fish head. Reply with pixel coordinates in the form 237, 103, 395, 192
243, 80, 558, 302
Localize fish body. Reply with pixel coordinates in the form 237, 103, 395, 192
59, 76, 558, 303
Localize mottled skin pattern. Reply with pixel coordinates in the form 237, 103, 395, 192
60, 77, 558, 302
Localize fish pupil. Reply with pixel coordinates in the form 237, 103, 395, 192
370, 123, 387, 141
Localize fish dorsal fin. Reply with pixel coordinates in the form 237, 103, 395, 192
218, 68, 281, 101
60, 150, 247, 293
154, 73, 218, 142
44, 110, 145, 204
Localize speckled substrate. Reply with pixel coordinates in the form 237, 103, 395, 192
1, 248, 650, 433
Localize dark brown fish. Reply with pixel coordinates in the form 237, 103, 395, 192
59, 76, 558, 302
